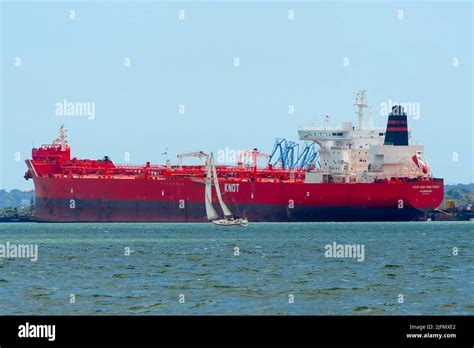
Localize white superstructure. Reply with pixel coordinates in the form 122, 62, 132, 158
298, 91, 431, 183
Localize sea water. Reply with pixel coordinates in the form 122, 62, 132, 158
0, 222, 472, 315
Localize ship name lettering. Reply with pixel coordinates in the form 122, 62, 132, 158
225, 183, 239, 192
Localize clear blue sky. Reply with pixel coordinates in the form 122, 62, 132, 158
1, 1, 472, 190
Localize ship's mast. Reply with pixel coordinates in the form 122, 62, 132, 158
324, 114, 330, 129
368, 105, 374, 129
355, 90, 368, 130
53, 125, 68, 151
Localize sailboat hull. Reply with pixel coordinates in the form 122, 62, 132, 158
212, 219, 247, 226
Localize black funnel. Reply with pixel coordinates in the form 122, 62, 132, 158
384, 105, 408, 146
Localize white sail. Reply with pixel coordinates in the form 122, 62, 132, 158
211, 156, 234, 218
205, 158, 219, 220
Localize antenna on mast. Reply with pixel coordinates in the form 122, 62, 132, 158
53, 125, 68, 151
354, 90, 368, 130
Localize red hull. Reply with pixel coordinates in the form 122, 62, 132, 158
30, 174, 444, 222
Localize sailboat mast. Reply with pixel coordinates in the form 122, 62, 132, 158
211, 155, 234, 218
205, 156, 219, 221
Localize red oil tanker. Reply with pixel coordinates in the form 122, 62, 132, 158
25, 93, 443, 222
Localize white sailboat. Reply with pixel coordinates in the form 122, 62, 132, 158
205, 155, 248, 227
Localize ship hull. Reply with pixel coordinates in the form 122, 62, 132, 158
31, 176, 443, 222
35, 197, 428, 222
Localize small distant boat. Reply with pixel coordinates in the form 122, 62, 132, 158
205, 154, 249, 227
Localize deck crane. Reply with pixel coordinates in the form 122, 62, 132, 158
269, 138, 288, 169
269, 138, 319, 170
177, 151, 209, 167
269, 138, 299, 169
284, 141, 299, 169
296, 142, 319, 169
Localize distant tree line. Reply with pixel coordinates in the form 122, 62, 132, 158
0, 189, 35, 209
443, 184, 473, 209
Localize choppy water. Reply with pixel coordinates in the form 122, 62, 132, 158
0, 222, 472, 315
